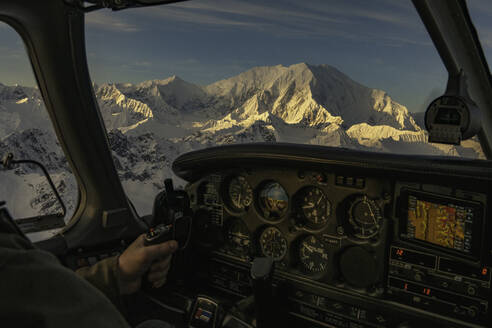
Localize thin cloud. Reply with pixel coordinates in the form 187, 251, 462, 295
141, 7, 259, 27
171, 0, 350, 25
133, 0, 428, 46
137, 0, 351, 36
297, 1, 422, 31
135, 61, 152, 67
85, 11, 140, 32
378, 35, 432, 47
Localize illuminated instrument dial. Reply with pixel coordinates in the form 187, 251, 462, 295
257, 181, 289, 221
225, 218, 251, 257
296, 186, 330, 228
347, 195, 382, 239
228, 176, 253, 211
259, 226, 288, 261
299, 235, 329, 273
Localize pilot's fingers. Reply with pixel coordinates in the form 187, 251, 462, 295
153, 278, 166, 289
143, 240, 178, 263
148, 270, 168, 284
149, 255, 172, 273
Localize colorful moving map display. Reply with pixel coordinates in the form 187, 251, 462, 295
407, 195, 473, 253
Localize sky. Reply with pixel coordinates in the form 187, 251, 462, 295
1, 0, 492, 113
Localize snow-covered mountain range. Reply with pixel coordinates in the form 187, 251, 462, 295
0, 63, 484, 226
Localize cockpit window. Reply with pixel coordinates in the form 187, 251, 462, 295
0, 23, 78, 241
85, 0, 485, 215
466, 0, 492, 72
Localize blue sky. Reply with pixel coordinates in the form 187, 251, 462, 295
1, 0, 491, 113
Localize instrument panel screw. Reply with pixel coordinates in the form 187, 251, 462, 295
336, 226, 344, 235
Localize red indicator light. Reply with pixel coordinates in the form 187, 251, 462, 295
404, 283, 408, 290
396, 249, 404, 256
423, 288, 431, 296
482, 268, 488, 275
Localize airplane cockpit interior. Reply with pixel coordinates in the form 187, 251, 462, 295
1, 0, 492, 327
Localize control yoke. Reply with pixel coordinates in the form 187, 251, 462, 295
144, 178, 193, 249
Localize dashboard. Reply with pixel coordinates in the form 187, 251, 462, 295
66, 143, 492, 328
170, 143, 492, 328
182, 170, 490, 327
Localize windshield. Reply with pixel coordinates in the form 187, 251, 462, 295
83, 0, 485, 215
467, 0, 492, 72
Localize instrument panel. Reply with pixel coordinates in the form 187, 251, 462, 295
183, 165, 491, 328
190, 168, 391, 292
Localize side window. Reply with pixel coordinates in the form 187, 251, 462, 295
0, 23, 78, 242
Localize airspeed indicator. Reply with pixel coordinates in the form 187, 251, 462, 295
227, 176, 253, 211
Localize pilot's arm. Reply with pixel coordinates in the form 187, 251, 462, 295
0, 229, 177, 328
76, 235, 178, 311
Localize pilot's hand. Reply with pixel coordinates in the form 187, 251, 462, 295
117, 234, 178, 295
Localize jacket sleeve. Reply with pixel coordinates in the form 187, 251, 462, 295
76, 256, 126, 314
0, 233, 130, 328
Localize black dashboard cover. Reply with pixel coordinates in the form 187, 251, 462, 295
172, 143, 492, 184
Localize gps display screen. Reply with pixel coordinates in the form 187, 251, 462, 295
402, 191, 482, 256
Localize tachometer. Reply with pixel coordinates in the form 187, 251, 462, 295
227, 176, 253, 211
299, 235, 329, 273
259, 226, 288, 261
295, 186, 330, 228
257, 181, 289, 221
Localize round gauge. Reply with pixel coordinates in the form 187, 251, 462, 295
259, 226, 288, 261
299, 235, 329, 273
227, 176, 253, 211
347, 195, 382, 239
257, 181, 289, 221
296, 186, 330, 228
225, 218, 251, 257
